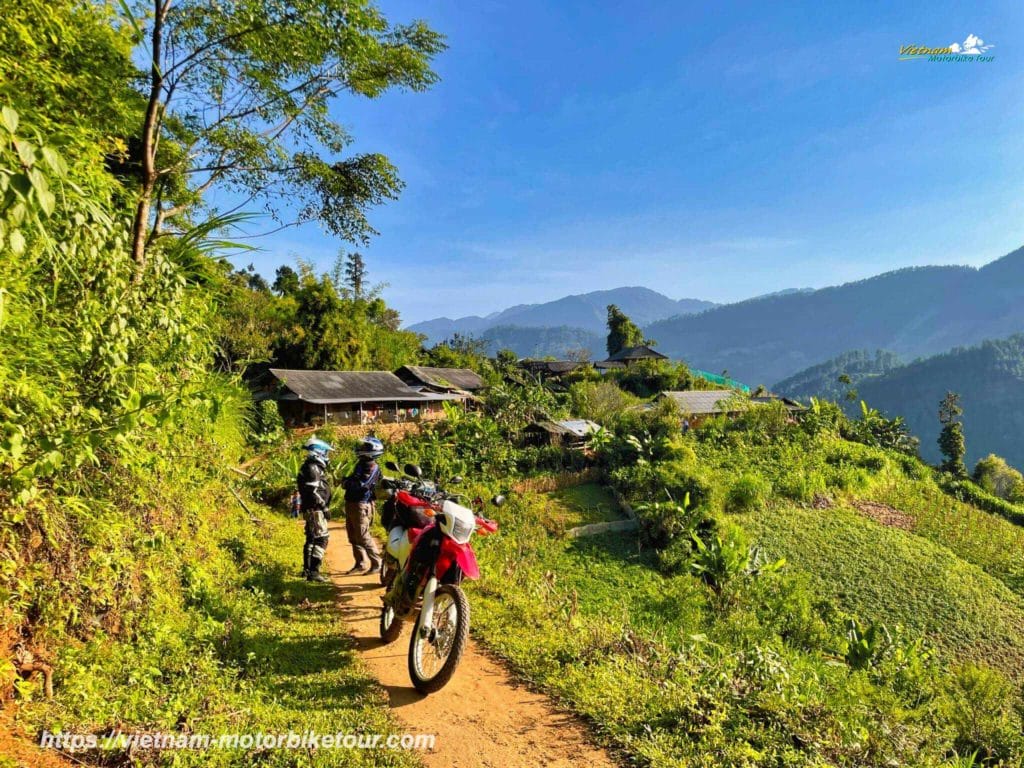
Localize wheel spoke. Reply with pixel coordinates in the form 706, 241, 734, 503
414, 594, 457, 680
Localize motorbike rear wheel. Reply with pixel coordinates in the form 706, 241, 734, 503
380, 603, 403, 643
408, 584, 469, 694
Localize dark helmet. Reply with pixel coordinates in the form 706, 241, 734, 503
356, 436, 384, 459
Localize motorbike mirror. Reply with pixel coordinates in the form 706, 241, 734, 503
404, 463, 423, 478
385, 460, 400, 472
450, 475, 463, 485
491, 494, 506, 507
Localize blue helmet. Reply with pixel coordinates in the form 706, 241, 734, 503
356, 436, 384, 460
303, 437, 334, 464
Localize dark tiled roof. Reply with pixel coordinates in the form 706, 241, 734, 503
606, 345, 668, 362
519, 360, 586, 375
659, 390, 739, 415
395, 365, 485, 391
269, 369, 447, 404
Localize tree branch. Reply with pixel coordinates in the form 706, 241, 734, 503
131, 0, 169, 276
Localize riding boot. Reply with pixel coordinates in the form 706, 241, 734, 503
300, 542, 312, 577
306, 555, 329, 583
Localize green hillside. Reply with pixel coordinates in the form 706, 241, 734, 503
776, 336, 1024, 470
774, 350, 904, 401
367, 382, 1024, 766
480, 323, 604, 358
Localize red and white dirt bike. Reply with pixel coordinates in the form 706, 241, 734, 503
378, 461, 502, 694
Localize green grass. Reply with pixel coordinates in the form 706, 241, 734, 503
544, 483, 625, 529
739, 502, 1024, 678
465, 449, 1024, 767
26, 503, 420, 768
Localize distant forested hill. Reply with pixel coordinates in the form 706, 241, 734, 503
479, 325, 604, 358
646, 247, 1024, 385
774, 350, 905, 401
856, 335, 1024, 468
408, 287, 715, 346
779, 337, 1024, 469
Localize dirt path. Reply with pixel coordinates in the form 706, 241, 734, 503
324, 521, 618, 768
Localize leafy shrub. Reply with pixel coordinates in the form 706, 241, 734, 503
824, 465, 867, 492
800, 397, 846, 437
945, 664, 1024, 763
724, 473, 771, 513
634, 498, 717, 575
973, 454, 1024, 503
941, 478, 1024, 526
516, 445, 588, 475
748, 573, 833, 651
250, 399, 284, 444
842, 401, 919, 455
608, 462, 658, 500
690, 522, 750, 593
731, 400, 793, 444
655, 460, 716, 511
898, 454, 929, 480
843, 617, 894, 670
775, 469, 826, 503
567, 380, 639, 423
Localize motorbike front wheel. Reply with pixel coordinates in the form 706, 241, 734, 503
408, 584, 469, 694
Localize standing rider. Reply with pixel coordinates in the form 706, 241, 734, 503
343, 437, 384, 575
298, 437, 334, 582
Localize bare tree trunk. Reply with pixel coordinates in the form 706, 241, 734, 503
131, 0, 169, 280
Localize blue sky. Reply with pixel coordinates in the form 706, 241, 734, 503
234, 0, 1024, 325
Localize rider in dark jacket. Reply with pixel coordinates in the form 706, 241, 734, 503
298, 437, 333, 582
342, 437, 384, 574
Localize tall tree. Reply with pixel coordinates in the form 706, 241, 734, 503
344, 252, 367, 298
121, 0, 446, 273
606, 304, 646, 357
938, 391, 967, 477
272, 265, 300, 296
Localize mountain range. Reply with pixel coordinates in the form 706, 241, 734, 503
646, 247, 1024, 385
407, 287, 716, 348
409, 249, 1024, 379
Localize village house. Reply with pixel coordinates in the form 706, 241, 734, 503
523, 418, 602, 448
603, 344, 668, 366
394, 365, 486, 395
518, 359, 588, 378
657, 390, 804, 428
266, 368, 470, 427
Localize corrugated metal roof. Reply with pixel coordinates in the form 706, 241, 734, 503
752, 395, 806, 411
660, 390, 739, 415
556, 419, 601, 437
269, 369, 448, 404
606, 345, 668, 362
395, 365, 485, 391
527, 420, 570, 435
526, 419, 600, 437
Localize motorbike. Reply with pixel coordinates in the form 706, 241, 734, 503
378, 460, 503, 694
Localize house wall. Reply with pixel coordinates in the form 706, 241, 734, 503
278, 399, 450, 428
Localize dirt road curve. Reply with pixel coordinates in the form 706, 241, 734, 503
324, 520, 618, 768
